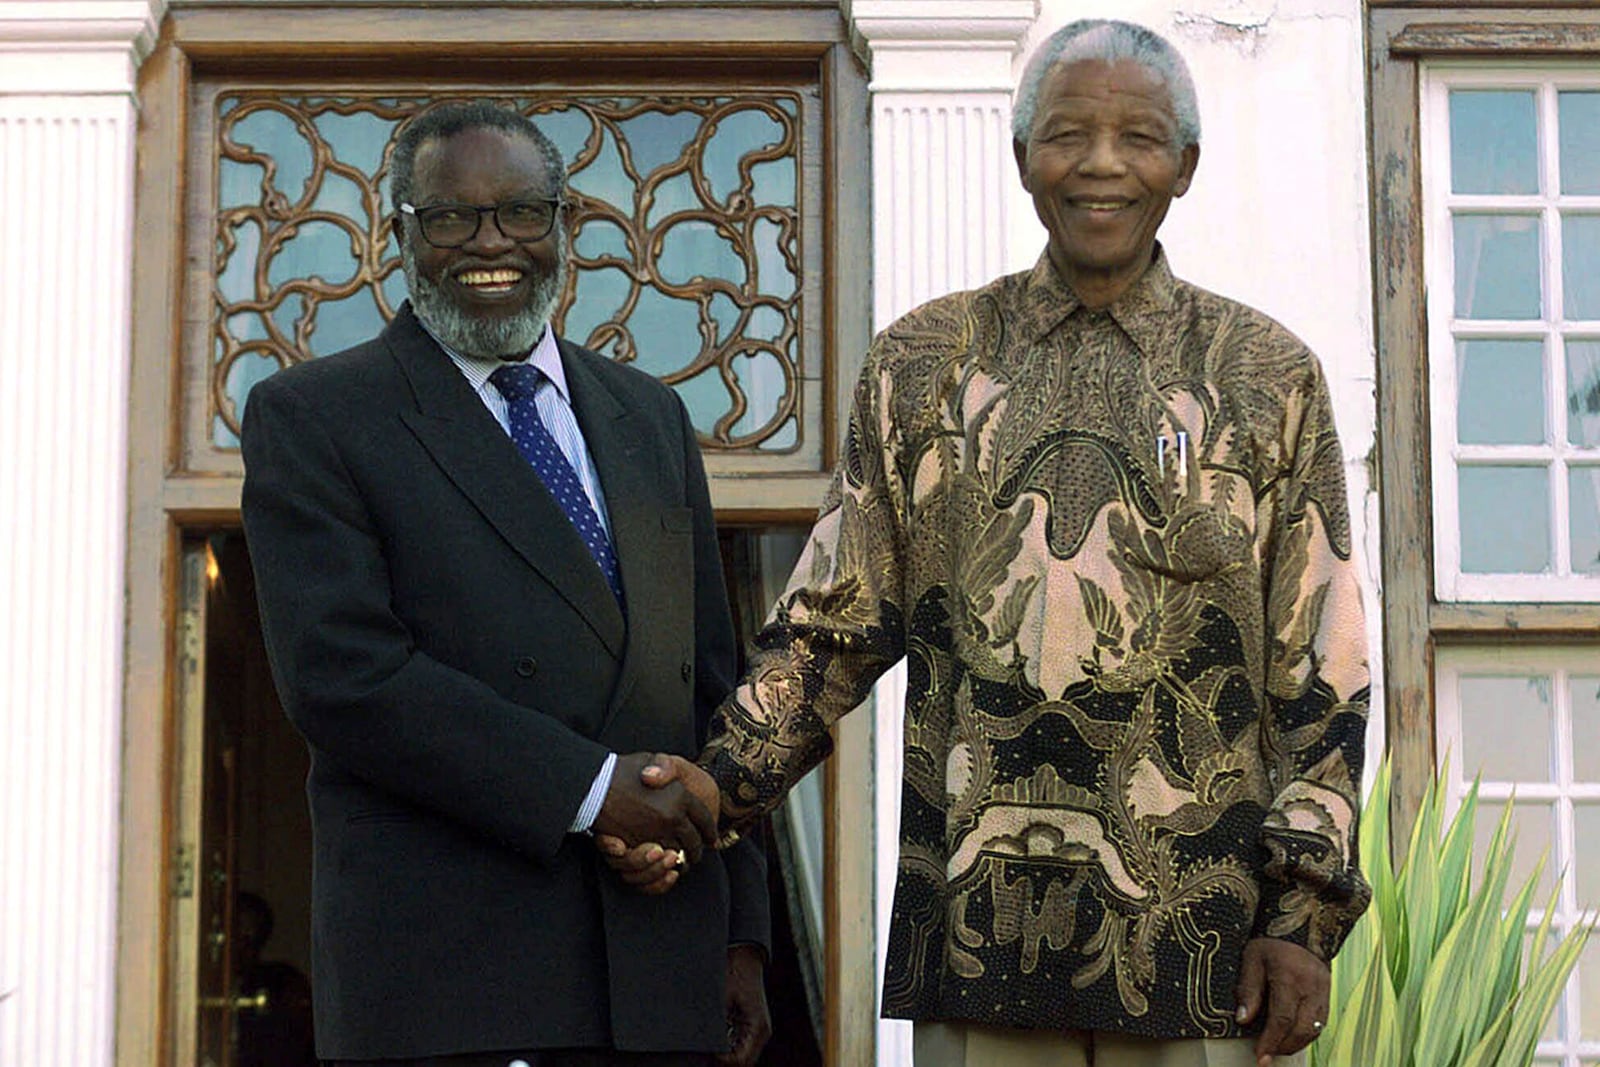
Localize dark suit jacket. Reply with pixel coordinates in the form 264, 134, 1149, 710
240, 304, 768, 1060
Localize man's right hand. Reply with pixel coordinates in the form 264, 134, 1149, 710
595, 754, 720, 893
589, 752, 718, 863
642, 753, 722, 819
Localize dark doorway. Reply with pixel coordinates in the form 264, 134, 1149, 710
192, 532, 317, 1067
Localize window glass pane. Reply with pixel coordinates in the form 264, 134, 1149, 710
1576, 804, 1600, 907
1478, 800, 1557, 904
1450, 90, 1539, 195
1457, 339, 1546, 444
1459, 674, 1553, 782
1455, 214, 1543, 320
1568, 340, 1600, 447
1459, 466, 1551, 573
1564, 214, 1600, 321
1573, 676, 1600, 781
1559, 91, 1600, 195
1570, 467, 1600, 575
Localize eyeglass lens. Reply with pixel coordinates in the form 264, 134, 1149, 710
419, 201, 556, 246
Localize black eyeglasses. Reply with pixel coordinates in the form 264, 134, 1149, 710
398, 198, 562, 248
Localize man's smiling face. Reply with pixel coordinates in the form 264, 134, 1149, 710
401, 125, 566, 359
1015, 57, 1199, 307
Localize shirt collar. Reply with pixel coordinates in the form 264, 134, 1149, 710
418, 316, 569, 401
1018, 243, 1178, 357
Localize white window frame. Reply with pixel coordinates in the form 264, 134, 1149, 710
1436, 644, 1600, 1065
1422, 62, 1600, 602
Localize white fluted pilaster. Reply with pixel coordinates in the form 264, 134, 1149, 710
873, 96, 1014, 327
847, 0, 1037, 329
843, 3, 1038, 1063
0, 4, 162, 1065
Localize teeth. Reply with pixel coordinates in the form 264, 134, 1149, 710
1079, 201, 1128, 210
458, 269, 523, 286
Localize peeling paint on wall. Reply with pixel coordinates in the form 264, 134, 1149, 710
1173, 0, 1277, 53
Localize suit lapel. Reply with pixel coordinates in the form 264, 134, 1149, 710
559, 339, 661, 731
387, 307, 625, 659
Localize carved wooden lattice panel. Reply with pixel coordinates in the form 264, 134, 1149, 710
212, 93, 802, 453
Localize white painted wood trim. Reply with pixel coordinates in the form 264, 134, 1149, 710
0, 1, 165, 95
845, 0, 1038, 92
0, 91, 138, 1067
0, 5, 161, 1063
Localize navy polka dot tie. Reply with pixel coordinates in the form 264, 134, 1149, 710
489, 364, 625, 608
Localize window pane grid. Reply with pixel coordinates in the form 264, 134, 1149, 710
1458, 447, 1569, 462
1449, 196, 1600, 210
1428, 67, 1600, 599
1439, 648, 1600, 1065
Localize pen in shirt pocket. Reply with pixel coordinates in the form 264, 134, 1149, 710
1156, 430, 1190, 496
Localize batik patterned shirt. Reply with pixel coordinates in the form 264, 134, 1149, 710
702, 248, 1371, 1039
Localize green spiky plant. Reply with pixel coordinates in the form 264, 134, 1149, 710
1310, 760, 1593, 1066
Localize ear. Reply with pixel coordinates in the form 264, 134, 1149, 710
1172, 142, 1200, 198
1013, 138, 1032, 193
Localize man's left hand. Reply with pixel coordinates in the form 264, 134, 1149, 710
1234, 937, 1329, 1066
720, 944, 770, 1067
595, 835, 681, 894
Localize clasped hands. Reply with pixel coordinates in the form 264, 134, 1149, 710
590, 752, 720, 893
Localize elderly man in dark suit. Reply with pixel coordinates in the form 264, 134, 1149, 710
241, 100, 770, 1067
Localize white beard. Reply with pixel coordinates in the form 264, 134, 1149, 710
402, 229, 566, 359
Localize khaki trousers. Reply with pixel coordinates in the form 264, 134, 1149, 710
913, 1022, 1307, 1067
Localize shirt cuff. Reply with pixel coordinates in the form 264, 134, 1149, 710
569, 752, 618, 834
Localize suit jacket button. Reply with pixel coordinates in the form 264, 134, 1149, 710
681, 661, 692, 682
516, 657, 538, 678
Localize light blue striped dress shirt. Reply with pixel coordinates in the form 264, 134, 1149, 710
425, 321, 618, 834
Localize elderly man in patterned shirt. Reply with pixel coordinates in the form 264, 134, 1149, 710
605, 18, 1370, 1067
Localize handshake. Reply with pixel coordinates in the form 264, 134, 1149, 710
589, 751, 722, 894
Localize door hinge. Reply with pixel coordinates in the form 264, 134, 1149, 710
172, 843, 196, 899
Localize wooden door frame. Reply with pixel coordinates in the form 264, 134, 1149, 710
117, 4, 872, 1064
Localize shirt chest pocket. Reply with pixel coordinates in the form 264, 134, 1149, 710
1143, 503, 1255, 584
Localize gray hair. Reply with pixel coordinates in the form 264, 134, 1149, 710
389, 99, 566, 213
1011, 20, 1201, 149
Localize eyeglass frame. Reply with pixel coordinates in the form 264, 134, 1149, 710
397, 197, 566, 248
